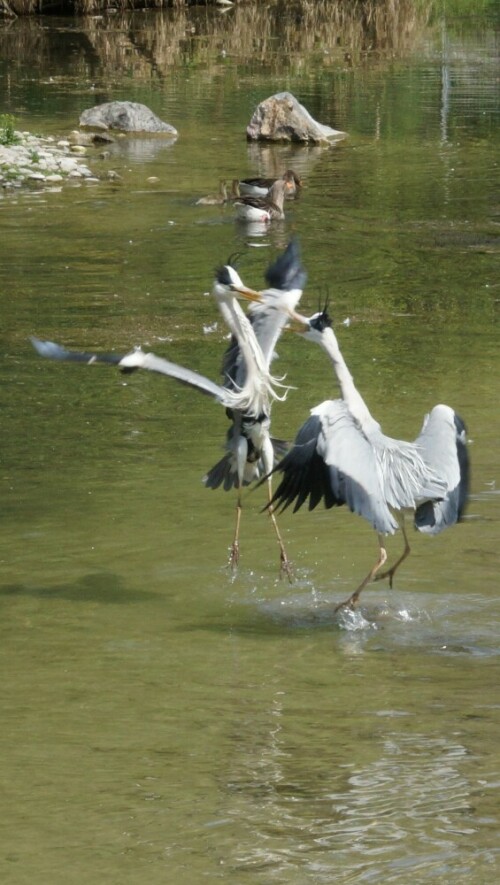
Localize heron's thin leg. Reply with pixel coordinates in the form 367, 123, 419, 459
334, 535, 387, 612
267, 477, 293, 584
374, 519, 410, 588
228, 490, 242, 571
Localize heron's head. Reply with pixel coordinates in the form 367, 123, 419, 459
287, 303, 333, 341
213, 255, 262, 304
214, 253, 243, 291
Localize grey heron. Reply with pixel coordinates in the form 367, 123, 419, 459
30, 243, 305, 575
267, 307, 470, 612
205, 238, 307, 576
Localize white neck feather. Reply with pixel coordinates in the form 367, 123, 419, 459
320, 327, 374, 427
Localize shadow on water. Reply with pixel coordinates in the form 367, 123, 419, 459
0, 572, 159, 604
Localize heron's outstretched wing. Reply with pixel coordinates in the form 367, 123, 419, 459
270, 400, 449, 535
270, 403, 400, 532
118, 349, 227, 399
268, 414, 341, 513
264, 238, 307, 293
414, 404, 469, 534
31, 337, 227, 400
31, 337, 124, 367
247, 238, 306, 370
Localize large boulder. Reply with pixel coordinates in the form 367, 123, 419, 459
246, 92, 345, 144
79, 101, 178, 136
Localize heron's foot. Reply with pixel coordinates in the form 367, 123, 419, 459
228, 541, 240, 571
373, 568, 396, 589
333, 593, 358, 614
279, 551, 294, 585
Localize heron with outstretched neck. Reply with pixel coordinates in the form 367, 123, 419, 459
266, 306, 469, 611
205, 238, 307, 576
31, 242, 307, 577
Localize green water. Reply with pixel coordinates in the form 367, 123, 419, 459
1, 5, 499, 883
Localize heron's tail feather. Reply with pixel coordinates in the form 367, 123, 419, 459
203, 437, 288, 491
203, 454, 239, 491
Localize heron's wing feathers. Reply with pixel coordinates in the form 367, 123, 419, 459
268, 414, 338, 514
314, 402, 402, 533
264, 238, 307, 292
32, 336, 228, 400
414, 404, 470, 534
204, 427, 288, 492
246, 239, 306, 369
117, 350, 230, 399
270, 400, 449, 534
31, 337, 124, 367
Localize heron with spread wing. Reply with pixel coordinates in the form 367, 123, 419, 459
267, 307, 469, 611
30, 243, 306, 576
205, 238, 307, 576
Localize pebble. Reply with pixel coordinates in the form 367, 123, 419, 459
0, 129, 99, 191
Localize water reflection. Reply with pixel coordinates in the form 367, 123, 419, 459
0, 2, 436, 87
223, 682, 479, 881
245, 142, 333, 183
102, 136, 178, 163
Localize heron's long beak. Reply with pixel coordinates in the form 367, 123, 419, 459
230, 284, 264, 303
283, 308, 310, 334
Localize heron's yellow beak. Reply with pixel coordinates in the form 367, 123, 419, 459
284, 309, 310, 334
230, 284, 264, 303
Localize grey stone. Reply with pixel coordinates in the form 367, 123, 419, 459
79, 101, 178, 136
246, 92, 345, 144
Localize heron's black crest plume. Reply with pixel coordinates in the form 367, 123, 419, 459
215, 252, 243, 287
227, 251, 243, 269
310, 293, 333, 332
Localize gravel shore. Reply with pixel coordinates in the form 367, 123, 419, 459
0, 130, 98, 191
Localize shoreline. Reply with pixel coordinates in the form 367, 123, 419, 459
0, 129, 99, 192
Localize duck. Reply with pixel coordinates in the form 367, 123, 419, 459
238, 169, 302, 197
196, 179, 228, 205
196, 179, 240, 206
233, 178, 291, 223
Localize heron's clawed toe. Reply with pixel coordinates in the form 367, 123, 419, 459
333, 594, 358, 614
228, 542, 240, 571
279, 552, 294, 584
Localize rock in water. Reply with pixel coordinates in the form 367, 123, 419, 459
79, 101, 178, 135
246, 92, 345, 144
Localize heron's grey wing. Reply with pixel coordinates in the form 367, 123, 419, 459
31, 337, 123, 367
269, 413, 340, 513
264, 238, 307, 292
247, 239, 306, 370
118, 350, 227, 400
313, 402, 402, 533
414, 404, 469, 534
32, 337, 227, 400
272, 400, 448, 533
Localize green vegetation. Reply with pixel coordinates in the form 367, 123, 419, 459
0, 115, 20, 147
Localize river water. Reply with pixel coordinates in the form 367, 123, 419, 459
1, 4, 499, 883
